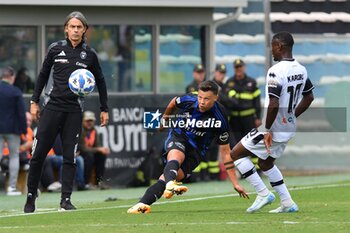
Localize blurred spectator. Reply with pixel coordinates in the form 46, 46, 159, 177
205, 64, 229, 181
0, 66, 27, 195
117, 25, 133, 91
224, 58, 262, 145
41, 135, 86, 192
185, 64, 206, 93
18, 112, 34, 170
98, 30, 116, 61
185, 64, 210, 182
1, 112, 33, 172
212, 63, 231, 107
20, 112, 34, 154
224, 59, 262, 170
40, 146, 62, 192
212, 64, 227, 90
14, 67, 34, 93
0, 39, 6, 64
79, 111, 110, 189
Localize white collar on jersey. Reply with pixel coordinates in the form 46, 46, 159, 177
281, 58, 295, 62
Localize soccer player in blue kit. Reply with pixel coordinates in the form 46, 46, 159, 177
128, 80, 248, 214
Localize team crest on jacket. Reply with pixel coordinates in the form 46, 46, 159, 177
80, 51, 87, 59
228, 82, 234, 87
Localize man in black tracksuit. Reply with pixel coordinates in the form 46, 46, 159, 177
224, 59, 261, 146
223, 59, 261, 172
185, 64, 206, 93
24, 11, 109, 213
205, 64, 228, 180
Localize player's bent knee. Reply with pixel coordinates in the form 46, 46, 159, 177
167, 149, 185, 164
230, 143, 244, 161
230, 149, 237, 161
258, 159, 273, 171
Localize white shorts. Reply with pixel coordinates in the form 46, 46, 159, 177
241, 129, 287, 160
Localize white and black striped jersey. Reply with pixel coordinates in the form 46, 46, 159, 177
264, 59, 314, 142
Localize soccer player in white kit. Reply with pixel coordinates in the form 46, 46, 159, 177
230, 31, 315, 213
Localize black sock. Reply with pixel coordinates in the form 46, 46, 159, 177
140, 180, 166, 205
163, 160, 180, 183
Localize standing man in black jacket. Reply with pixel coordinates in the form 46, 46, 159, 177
224, 59, 262, 145
24, 11, 109, 213
0, 66, 27, 196
224, 59, 261, 171
185, 64, 206, 93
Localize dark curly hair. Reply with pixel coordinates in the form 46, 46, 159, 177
198, 80, 219, 95
272, 31, 294, 49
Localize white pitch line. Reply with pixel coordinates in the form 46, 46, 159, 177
0, 222, 247, 229
1, 221, 350, 229
153, 182, 350, 205
1, 182, 350, 219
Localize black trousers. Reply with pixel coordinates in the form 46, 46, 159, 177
82, 151, 106, 185
27, 108, 82, 199
229, 115, 255, 147
40, 158, 55, 188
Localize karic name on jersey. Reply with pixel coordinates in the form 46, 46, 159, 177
287, 74, 304, 82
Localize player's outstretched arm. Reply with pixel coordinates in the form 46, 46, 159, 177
220, 144, 249, 199
163, 97, 177, 120
295, 92, 314, 118
159, 97, 177, 131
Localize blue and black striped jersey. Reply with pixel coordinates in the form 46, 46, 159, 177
168, 94, 230, 157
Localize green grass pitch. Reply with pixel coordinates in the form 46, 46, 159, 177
0, 173, 349, 233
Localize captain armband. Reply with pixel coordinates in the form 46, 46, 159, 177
224, 161, 235, 171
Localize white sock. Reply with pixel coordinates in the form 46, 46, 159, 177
234, 157, 269, 196
263, 165, 293, 207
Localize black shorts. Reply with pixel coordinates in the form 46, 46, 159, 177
163, 132, 200, 179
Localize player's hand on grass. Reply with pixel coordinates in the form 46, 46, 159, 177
30, 102, 40, 121
234, 185, 249, 199
264, 131, 273, 154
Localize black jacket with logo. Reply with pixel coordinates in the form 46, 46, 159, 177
185, 80, 200, 94
223, 74, 261, 119
31, 38, 108, 112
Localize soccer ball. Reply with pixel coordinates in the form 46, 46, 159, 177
68, 69, 95, 97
